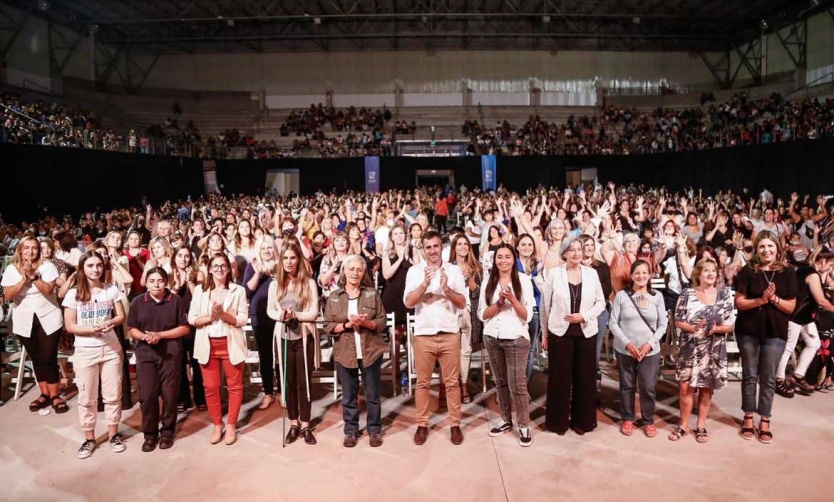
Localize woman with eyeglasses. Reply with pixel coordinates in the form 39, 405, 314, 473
733, 231, 796, 444
541, 237, 606, 436
188, 254, 250, 446
268, 241, 321, 446
62, 250, 126, 459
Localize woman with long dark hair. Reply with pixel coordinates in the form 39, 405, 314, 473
450, 233, 484, 403
734, 231, 796, 444
515, 233, 544, 381
478, 243, 535, 446
171, 246, 204, 412
268, 241, 321, 445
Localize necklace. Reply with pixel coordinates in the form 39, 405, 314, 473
568, 282, 580, 313
762, 269, 776, 287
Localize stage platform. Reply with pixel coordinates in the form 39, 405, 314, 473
1, 363, 831, 502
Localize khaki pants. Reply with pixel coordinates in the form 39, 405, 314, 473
71, 342, 124, 432
413, 333, 461, 427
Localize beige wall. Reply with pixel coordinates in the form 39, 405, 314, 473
138, 50, 718, 94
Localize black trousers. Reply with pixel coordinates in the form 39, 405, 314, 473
546, 332, 598, 434
285, 337, 314, 422
136, 339, 183, 439
254, 324, 281, 395
178, 329, 205, 407
19, 315, 60, 385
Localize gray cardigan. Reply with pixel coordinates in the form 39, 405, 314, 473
608, 289, 668, 357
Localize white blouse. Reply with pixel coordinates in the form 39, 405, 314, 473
477, 273, 536, 340
1, 262, 63, 337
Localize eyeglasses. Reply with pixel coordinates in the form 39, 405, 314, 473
743, 246, 754, 253
211, 264, 229, 271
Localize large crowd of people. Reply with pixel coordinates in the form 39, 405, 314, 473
1, 92, 121, 150
5, 89, 833, 159
2, 179, 833, 458
464, 93, 834, 156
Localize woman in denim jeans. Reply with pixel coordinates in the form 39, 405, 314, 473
733, 231, 796, 444
608, 260, 668, 438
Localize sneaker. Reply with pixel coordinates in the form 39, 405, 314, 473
109, 434, 126, 453
776, 378, 795, 399
77, 440, 97, 459
489, 422, 513, 437
518, 427, 533, 447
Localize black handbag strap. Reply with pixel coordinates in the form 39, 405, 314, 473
627, 290, 657, 333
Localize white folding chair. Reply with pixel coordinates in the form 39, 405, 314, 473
11, 345, 34, 401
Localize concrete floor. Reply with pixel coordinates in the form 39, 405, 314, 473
1, 363, 832, 502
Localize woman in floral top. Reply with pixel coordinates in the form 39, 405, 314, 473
669, 259, 735, 443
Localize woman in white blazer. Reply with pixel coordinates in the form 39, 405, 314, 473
188, 253, 250, 446
540, 236, 606, 435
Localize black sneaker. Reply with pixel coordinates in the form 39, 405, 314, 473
109, 434, 126, 453
77, 439, 96, 459
518, 427, 533, 447
776, 378, 795, 399
489, 422, 513, 437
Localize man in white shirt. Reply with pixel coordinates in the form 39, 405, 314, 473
404, 231, 468, 445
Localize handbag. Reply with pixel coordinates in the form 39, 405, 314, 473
626, 290, 657, 333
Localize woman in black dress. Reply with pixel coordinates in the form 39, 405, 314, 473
381, 225, 414, 326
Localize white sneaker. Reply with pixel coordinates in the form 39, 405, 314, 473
518, 427, 533, 447
109, 434, 127, 453
77, 440, 97, 459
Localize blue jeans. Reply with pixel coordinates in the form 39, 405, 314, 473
595, 306, 611, 372
616, 352, 660, 424
336, 357, 382, 435
525, 307, 540, 381
737, 335, 787, 418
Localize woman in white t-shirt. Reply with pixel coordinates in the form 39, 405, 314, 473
0, 235, 64, 414
62, 251, 126, 459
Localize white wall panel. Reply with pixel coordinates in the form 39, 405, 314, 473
471, 91, 529, 106
332, 93, 396, 108
540, 92, 597, 106
403, 93, 463, 107
265, 94, 327, 109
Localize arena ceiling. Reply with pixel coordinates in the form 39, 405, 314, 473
3, 0, 832, 54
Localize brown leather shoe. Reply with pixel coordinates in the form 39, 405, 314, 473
369, 433, 383, 447
450, 426, 464, 445
413, 426, 428, 445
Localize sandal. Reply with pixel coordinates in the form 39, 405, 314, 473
51, 396, 69, 414
29, 394, 51, 412
620, 420, 634, 436
667, 426, 688, 441
695, 428, 709, 443
758, 418, 773, 444
644, 424, 657, 438
740, 414, 755, 441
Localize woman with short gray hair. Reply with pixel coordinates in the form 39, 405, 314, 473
323, 254, 388, 448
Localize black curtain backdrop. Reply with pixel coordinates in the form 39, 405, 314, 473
0, 143, 203, 222
379, 156, 481, 191
4, 138, 834, 223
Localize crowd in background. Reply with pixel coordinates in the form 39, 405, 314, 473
465, 93, 834, 156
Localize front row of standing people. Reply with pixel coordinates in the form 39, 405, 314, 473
1, 230, 803, 457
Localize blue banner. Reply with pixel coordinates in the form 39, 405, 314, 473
364, 156, 380, 193
481, 155, 496, 191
